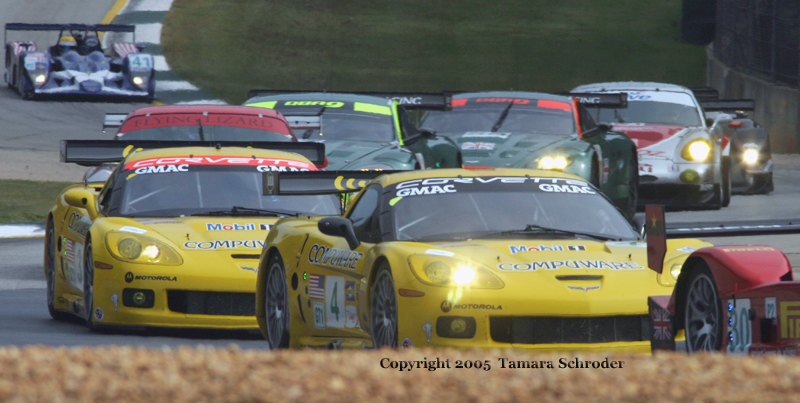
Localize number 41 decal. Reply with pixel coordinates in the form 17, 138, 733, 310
326, 276, 345, 328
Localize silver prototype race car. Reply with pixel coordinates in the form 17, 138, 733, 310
4, 23, 155, 100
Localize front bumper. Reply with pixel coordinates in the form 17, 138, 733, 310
88, 263, 258, 330
395, 284, 654, 353
637, 158, 720, 207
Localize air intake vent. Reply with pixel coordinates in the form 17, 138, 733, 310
490, 315, 651, 344
168, 290, 255, 316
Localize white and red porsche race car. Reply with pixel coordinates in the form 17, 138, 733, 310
572, 82, 731, 210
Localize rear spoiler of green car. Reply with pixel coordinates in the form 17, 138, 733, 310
262, 170, 402, 195
565, 92, 629, 108
246, 89, 453, 110
60, 140, 326, 166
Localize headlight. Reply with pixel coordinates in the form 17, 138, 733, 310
34, 74, 46, 84
355, 163, 394, 171
682, 139, 711, 161
743, 148, 759, 164
408, 254, 504, 289
131, 75, 149, 88
537, 155, 573, 170
670, 264, 682, 280
105, 232, 182, 265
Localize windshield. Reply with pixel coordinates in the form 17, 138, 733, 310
421, 99, 575, 135
387, 176, 638, 242
106, 164, 340, 217
117, 114, 294, 142
285, 110, 396, 142
589, 92, 702, 127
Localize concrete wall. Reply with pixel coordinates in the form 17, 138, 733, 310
706, 45, 800, 153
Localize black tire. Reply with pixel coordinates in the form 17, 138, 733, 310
370, 263, 398, 349
83, 240, 98, 332
721, 157, 731, 207
45, 220, 67, 320
263, 252, 290, 349
590, 157, 600, 188
684, 263, 722, 353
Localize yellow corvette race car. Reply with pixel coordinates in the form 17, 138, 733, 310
255, 168, 712, 352
46, 140, 341, 331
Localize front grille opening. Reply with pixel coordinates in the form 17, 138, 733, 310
490, 315, 651, 344
168, 290, 255, 317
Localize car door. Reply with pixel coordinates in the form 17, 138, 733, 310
302, 184, 382, 339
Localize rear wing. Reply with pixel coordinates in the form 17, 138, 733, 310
60, 140, 326, 166
564, 92, 629, 108
246, 89, 453, 110
690, 87, 720, 102
262, 170, 402, 195
102, 113, 128, 132
645, 204, 800, 273
699, 99, 755, 112
5, 23, 136, 43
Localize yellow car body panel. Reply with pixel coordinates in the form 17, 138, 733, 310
46, 146, 325, 330
256, 168, 710, 351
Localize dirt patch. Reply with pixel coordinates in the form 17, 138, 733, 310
0, 346, 798, 402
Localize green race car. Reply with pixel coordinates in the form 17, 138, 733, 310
419, 91, 639, 220
244, 91, 462, 171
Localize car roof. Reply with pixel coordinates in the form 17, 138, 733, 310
453, 91, 573, 102
572, 81, 692, 94
245, 92, 394, 106
122, 146, 313, 165
373, 168, 585, 187
125, 104, 286, 119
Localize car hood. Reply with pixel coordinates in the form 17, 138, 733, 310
440, 131, 570, 167
316, 139, 412, 170
107, 217, 278, 254
611, 123, 687, 149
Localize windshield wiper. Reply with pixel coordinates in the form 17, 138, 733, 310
496, 224, 622, 241
191, 205, 299, 217
491, 102, 515, 132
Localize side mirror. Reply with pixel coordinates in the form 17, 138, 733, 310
597, 122, 613, 132
419, 128, 437, 139
632, 213, 647, 239
318, 217, 360, 250
705, 117, 715, 128
63, 188, 99, 220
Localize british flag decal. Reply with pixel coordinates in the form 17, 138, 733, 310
461, 142, 495, 150
652, 306, 672, 340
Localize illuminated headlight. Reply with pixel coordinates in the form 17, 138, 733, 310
670, 264, 682, 280
408, 255, 504, 289
453, 267, 475, 285
356, 163, 394, 171
682, 139, 711, 161
34, 74, 46, 84
743, 148, 759, 164
106, 232, 182, 265
132, 76, 144, 86
538, 155, 572, 170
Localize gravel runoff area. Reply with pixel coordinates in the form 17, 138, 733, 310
0, 346, 798, 402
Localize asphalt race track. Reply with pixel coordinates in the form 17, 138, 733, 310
1, 0, 800, 349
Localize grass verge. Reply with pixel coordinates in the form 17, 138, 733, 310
162, 0, 707, 105
0, 180, 72, 223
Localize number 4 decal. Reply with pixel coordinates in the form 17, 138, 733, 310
326, 276, 345, 328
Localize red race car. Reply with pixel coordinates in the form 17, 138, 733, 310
646, 205, 800, 354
